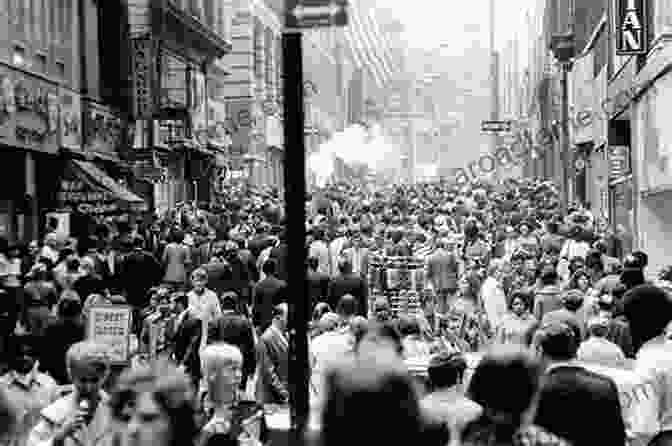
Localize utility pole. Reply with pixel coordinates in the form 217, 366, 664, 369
282, 31, 309, 436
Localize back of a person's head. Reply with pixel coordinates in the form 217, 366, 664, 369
321, 355, 427, 446
561, 290, 584, 312
397, 315, 421, 337
337, 294, 357, 318
623, 284, 672, 351
262, 258, 277, 276
535, 319, 580, 361
535, 366, 626, 446
467, 345, 541, 419
58, 296, 82, 319
355, 322, 403, 357
428, 351, 467, 390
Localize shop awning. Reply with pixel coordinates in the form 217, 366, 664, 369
57, 160, 148, 215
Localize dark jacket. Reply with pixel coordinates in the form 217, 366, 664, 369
328, 274, 368, 316
255, 325, 289, 404
72, 273, 105, 303
172, 314, 202, 382
269, 243, 289, 282
307, 270, 331, 309
201, 260, 232, 297
119, 249, 162, 308
208, 312, 257, 384
252, 276, 287, 329
535, 365, 626, 446
39, 318, 86, 385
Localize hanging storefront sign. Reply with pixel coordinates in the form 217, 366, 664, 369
191, 70, 208, 144
131, 35, 156, 119
609, 146, 630, 181
83, 100, 124, 156
225, 100, 263, 153
615, 0, 647, 55
0, 67, 59, 153
59, 88, 82, 150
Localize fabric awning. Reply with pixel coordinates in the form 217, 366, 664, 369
57, 160, 148, 215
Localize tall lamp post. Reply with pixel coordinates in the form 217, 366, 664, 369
549, 32, 574, 211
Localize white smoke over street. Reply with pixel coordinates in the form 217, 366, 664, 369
307, 123, 396, 186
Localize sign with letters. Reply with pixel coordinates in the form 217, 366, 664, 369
87, 305, 132, 364
131, 36, 156, 119
285, 0, 348, 28
616, 0, 648, 55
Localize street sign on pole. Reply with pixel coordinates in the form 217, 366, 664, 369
285, 0, 348, 29
481, 120, 513, 133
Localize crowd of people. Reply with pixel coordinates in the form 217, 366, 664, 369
0, 177, 671, 446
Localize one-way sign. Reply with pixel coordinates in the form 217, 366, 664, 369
481, 120, 513, 133
285, 0, 348, 29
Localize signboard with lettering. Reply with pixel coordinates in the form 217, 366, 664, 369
609, 146, 630, 180
615, 0, 648, 55
87, 305, 132, 364
131, 36, 156, 119
83, 100, 124, 156
59, 88, 82, 150
225, 100, 263, 152
481, 120, 513, 133
285, 0, 348, 28
0, 66, 59, 153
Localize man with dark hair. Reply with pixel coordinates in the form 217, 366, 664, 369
328, 258, 368, 317
421, 351, 482, 436
307, 256, 330, 311
252, 259, 287, 331
208, 292, 256, 389
533, 320, 627, 446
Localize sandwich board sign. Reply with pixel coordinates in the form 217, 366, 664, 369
285, 0, 349, 29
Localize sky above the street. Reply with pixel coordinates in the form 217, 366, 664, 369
383, 0, 533, 54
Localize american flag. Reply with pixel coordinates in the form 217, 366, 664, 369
342, 1, 397, 88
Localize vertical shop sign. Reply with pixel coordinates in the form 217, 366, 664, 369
59, 89, 82, 150
609, 146, 629, 180
615, 0, 648, 55
131, 36, 156, 119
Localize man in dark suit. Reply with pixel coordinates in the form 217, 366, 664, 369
252, 259, 287, 331
328, 258, 368, 317
208, 292, 256, 389
118, 236, 162, 311
255, 303, 289, 404
307, 256, 330, 311
533, 319, 627, 446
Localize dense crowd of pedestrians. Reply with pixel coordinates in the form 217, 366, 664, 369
0, 178, 670, 446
